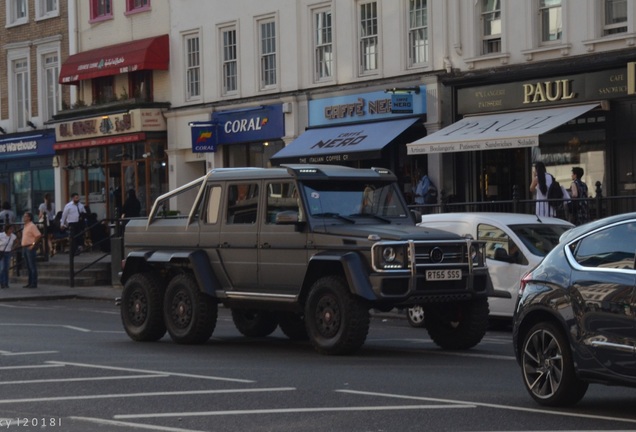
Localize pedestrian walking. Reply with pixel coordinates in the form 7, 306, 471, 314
0, 224, 17, 289
21, 212, 41, 289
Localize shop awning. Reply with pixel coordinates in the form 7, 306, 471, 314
271, 118, 420, 164
59, 34, 169, 85
407, 103, 599, 155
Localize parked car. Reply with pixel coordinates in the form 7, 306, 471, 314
417, 213, 573, 320
513, 212, 636, 406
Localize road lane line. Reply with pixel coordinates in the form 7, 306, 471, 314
46, 361, 256, 383
0, 364, 63, 371
72, 416, 207, 432
0, 351, 59, 356
0, 374, 168, 385
0, 387, 296, 404
114, 404, 475, 420
337, 389, 636, 424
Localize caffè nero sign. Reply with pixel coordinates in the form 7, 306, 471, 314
458, 68, 628, 115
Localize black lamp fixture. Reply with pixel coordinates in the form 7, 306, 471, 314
0, 126, 5, 134
27, 120, 37, 130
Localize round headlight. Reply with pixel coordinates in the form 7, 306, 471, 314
382, 246, 396, 262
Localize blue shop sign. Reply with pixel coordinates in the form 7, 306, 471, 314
0, 132, 55, 159
214, 104, 285, 145
309, 87, 426, 127
191, 122, 217, 153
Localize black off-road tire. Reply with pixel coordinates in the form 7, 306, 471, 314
163, 273, 218, 344
231, 309, 279, 337
521, 322, 588, 406
120, 273, 166, 342
424, 298, 489, 350
278, 312, 309, 341
304, 276, 370, 355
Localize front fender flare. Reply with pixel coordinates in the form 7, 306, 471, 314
305, 251, 376, 301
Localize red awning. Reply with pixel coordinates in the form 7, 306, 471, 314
59, 34, 169, 85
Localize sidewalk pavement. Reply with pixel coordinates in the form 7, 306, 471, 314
0, 283, 121, 302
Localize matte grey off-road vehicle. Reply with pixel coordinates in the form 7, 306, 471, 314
120, 164, 502, 355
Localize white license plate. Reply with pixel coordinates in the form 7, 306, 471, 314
426, 269, 462, 281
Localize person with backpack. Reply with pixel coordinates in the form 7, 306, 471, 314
569, 166, 589, 225
530, 161, 556, 217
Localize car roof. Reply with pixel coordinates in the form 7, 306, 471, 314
559, 211, 636, 243
418, 212, 574, 227
201, 164, 397, 182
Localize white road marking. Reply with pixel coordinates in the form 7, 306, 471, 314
0, 350, 59, 356
0, 364, 63, 371
0, 387, 296, 404
47, 361, 256, 383
0, 323, 90, 332
338, 389, 636, 424
72, 416, 207, 432
0, 374, 168, 385
114, 404, 474, 420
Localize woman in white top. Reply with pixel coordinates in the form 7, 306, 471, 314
38, 193, 56, 255
529, 161, 556, 217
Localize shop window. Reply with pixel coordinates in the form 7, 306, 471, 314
538, 0, 562, 44
129, 70, 152, 101
221, 26, 238, 95
90, 0, 113, 22
481, 0, 501, 54
226, 183, 259, 224
224, 141, 284, 168
603, 0, 627, 35
358, 1, 379, 74
258, 18, 277, 89
313, 8, 333, 81
408, 0, 428, 66
92, 76, 115, 104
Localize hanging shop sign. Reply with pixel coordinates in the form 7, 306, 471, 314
191, 122, 217, 153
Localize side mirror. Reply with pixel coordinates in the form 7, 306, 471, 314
275, 210, 299, 224
410, 209, 422, 224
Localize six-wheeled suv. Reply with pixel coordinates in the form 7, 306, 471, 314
120, 165, 502, 355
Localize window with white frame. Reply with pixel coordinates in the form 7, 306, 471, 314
43, 53, 61, 121
36, 0, 59, 19
539, 0, 562, 43
13, 59, 30, 130
221, 27, 238, 94
359, 1, 378, 73
604, 0, 627, 35
408, 0, 428, 66
481, 0, 501, 54
314, 8, 333, 81
184, 33, 201, 101
8, 0, 28, 25
259, 19, 277, 88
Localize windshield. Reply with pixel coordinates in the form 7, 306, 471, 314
301, 180, 409, 222
510, 224, 571, 257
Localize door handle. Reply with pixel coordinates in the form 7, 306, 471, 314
261, 242, 271, 249
221, 242, 230, 248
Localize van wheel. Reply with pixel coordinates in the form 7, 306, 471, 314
278, 312, 308, 340
121, 273, 166, 342
231, 309, 279, 337
424, 298, 489, 350
163, 274, 217, 344
305, 276, 369, 355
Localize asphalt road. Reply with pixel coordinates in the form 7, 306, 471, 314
1, 299, 635, 432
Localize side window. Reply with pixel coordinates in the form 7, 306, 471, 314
573, 222, 636, 269
266, 182, 300, 224
226, 183, 259, 224
204, 185, 222, 224
478, 223, 511, 259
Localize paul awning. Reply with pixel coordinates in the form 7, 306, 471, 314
407, 103, 599, 155
59, 34, 169, 85
271, 118, 420, 165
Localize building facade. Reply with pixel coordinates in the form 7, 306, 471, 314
50, 0, 171, 219
0, 0, 70, 219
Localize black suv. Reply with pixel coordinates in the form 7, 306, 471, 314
120, 165, 502, 355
